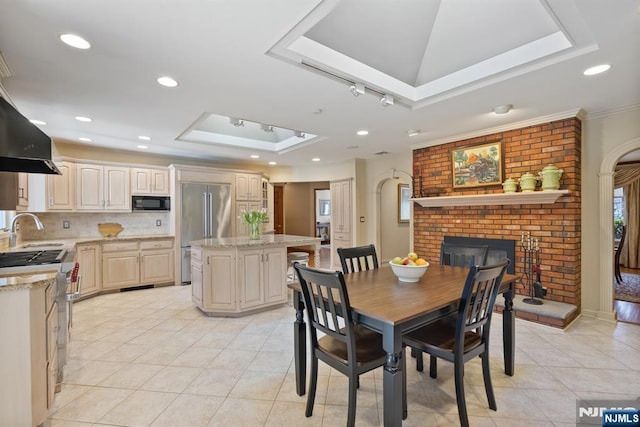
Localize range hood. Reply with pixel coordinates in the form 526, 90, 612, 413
0, 96, 60, 175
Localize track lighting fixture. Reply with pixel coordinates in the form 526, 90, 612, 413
379, 94, 394, 107
294, 130, 305, 138
230, 117, 244, 127
261, 124, 274, 132
349, 82, 365, 97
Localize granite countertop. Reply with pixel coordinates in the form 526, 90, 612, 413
0, 271, 58, 291
191, 234, 321, 249
6, 235, 175, 252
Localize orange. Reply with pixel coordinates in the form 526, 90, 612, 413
415, 258, 427, 266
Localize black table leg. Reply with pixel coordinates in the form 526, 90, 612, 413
293, 289, 306, 395
502, 283, 515, 376
382, 324, 403, 426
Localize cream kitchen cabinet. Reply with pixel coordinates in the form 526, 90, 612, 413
236, 201, 262, 237
28, 160, 76, 211
17, 172, 29, 210
235, 173, 262, 201
102, 239, 174, 290
131, 167, 169, 195
191, 247, 237, 313
76, 163, 130, 211
0, 278, 58, 427
76, 243, 101, 297
0, 171, 29, 211
330, 179, 353, 268
238, 246, 287, 309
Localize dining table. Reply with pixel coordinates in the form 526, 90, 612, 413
288, 264, 518, 426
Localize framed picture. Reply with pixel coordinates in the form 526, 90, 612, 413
452, 140, 503, 188
398, 184, 410, 223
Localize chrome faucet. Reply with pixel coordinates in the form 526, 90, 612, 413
9, 213, 44, 248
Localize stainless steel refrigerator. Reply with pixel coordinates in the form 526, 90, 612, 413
181, 183, 232, 283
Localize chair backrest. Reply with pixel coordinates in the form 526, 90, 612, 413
456, 260, 510, 343
337, 244, 379, 274
294, 263, 356, 361
440, 243, 489, 268
616, 225, 627, 255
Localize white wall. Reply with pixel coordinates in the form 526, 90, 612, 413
582, 107, 640, 317
379, 178, 411, 262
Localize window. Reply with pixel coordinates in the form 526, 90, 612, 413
0, 210, 15, 231
613, 187, 625, 239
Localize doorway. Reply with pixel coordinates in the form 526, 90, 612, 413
315, 189, 330, 245
273, 185, 283, 234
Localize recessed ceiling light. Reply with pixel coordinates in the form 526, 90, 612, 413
407, 130, 420, 137
357, 130, 368, 136
268, 161, 277, 165
250, 154, 260, 159
78, 137, 92, 142
29, 119, 46, 125
137, 145, 149, 149
312, 158, 320, 162
59, 33, 91, 49
583, 64, 611, 76
138, 135, 151, 141
75, 116, 92, 122
493, 104, 513, 115
157, 76, 178, 87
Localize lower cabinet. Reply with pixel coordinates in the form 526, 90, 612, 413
102, 239, 175, 290
76, 243, 101, 296
191, 245, 287, 316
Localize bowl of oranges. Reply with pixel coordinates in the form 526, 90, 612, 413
389, 252, 429, 283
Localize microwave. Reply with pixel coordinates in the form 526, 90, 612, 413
132, 195, 171, 211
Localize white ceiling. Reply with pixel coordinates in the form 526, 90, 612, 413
0, 0, 639, 167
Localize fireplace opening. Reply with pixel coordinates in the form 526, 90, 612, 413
443, 236, 516, 274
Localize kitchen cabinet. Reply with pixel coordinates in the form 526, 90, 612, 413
235, 201, 262, 237
17, 172, 29, 210
28, 160, 76, 211
0, 278, 58, 426
235, 173, 262, 201
330, 179, 353, 268
191, 247, 236, 312
0, 171, 29, 211
76, 243, 101, 296
131, 167, 170, 195
238, 246, 286, 309
76, 163, 130, 211
102, 239, 174, 290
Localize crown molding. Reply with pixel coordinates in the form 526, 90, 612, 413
583, 103, 640, 120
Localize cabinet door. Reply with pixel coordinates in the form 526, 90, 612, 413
76, 164, 104, 210
203, 250, 236, 311
131, 168, 151, 194
102, 252, 139, 288
48, 161, 75, 210
77, 244, 100, 296
17, 172, 29, 209
104, 166, 130, 210
263, 247, 287, 303
150, 169, 169, 195
331, 180, 352, 233
140, 249, 174, 284
191, 259, 204, 306
238, 249, 264, 309
236, 173, 261, 201
236, 201, 262, 237
247, 175, 262, 201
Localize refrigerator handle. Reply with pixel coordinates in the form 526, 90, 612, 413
203, 192, 209, 237
208, 192, 214, 238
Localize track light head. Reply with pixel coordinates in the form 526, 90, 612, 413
349, 82, 365, 97
380, 94, 394, 107
261, 124, 274, 132
294, 130, 305, 138
230, 117, 244, 127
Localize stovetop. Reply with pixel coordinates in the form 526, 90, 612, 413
0, 250, 66, 269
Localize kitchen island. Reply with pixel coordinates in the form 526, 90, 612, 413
190, 234, 321, 316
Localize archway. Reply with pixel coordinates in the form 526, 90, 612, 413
373, 168, 413, 262
598, 137, 640, 320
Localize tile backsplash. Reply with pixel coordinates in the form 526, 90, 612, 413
17, 212, 171, 241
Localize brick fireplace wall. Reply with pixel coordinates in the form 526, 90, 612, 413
412, 118, 581, 325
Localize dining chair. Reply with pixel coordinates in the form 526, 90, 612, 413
403, 259, 510, 427
615, 225, 627, 284
294, 262, 404, 426
440, 242, 489, 268
337, 244, 379, 274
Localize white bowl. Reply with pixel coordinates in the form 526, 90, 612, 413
388, 261, 429, 283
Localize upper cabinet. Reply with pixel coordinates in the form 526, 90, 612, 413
235, 173, 262, 201
28, 161, 76, 211
0, 171, 29, 211
331, 179, 352, 234
76, 163, 130, 211
17, 172, 29, 210
131, 167, 169, 195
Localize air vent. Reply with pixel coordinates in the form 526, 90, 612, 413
374, 151, 390, 156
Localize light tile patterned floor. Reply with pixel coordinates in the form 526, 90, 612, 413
46, 285, 640, 427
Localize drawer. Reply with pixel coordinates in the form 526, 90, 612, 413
191, 247, 203, 263
333, 234, 352, 242
140, 239, 173, 250
45, 281, 57, 312
102, 241, 139, 252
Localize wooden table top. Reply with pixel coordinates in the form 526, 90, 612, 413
289, 265, 517, 326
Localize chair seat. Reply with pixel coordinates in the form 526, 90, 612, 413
404, 318, 482, 354
318, 325, 386, 365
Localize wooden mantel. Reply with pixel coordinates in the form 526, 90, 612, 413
412, 189, 569, 207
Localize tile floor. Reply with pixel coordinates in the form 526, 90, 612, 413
46, 284, 640, 427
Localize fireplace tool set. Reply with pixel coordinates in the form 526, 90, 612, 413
521, 232, 548, 305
